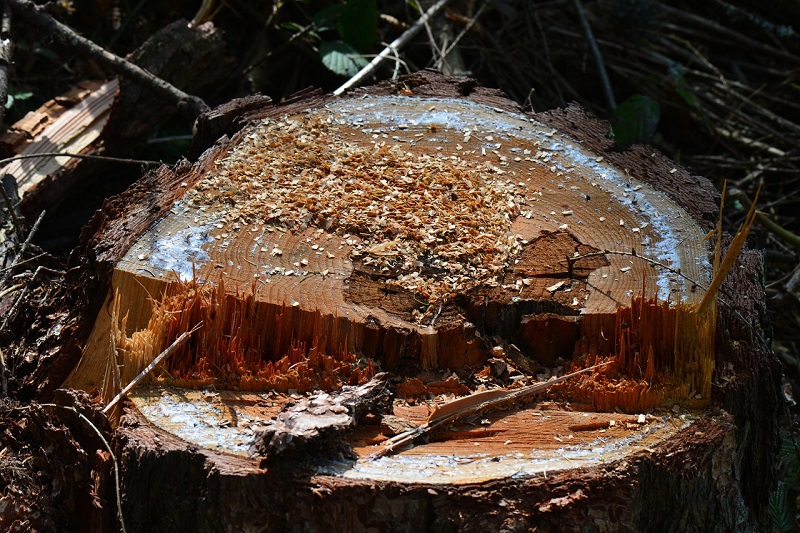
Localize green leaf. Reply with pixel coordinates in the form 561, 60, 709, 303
5, 89, 34, 109
12, 90, 33, 101
770, 481, 795, 532
610, 94, 660, 149
320, 40, 369, 77
338, 0, 377, 52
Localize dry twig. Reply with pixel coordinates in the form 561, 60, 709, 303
0, 151, 162, 169
372, 362, 609, 458
334, 0, 452, 95
103, 323, 203, 414
570, 0, 615, 110
42, 403, 127, 533
0, 210, 43, 289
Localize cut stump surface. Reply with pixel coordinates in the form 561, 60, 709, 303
69, 86, 714, 408
44, 72, 778, 531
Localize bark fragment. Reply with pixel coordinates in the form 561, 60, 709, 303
250, 372, 389, 458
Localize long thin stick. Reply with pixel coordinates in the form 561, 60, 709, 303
0, 152, 162, 168
42, 404, 127, 533
372, 362, 609, 458
333, 0, 452, 96
103, 323, 202, 414
571, 0, 616, 110
8, 0, 209, 119
0, 175, 25, 240
0, 210, 44, 289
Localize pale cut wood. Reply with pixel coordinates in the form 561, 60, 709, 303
2, 79, 117, 197
127, 385, 690, 485
69, 95, 714, 417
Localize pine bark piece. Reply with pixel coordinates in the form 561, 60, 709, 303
249, 372, 389, 457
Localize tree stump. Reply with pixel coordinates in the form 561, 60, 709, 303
32, 72, 779, 531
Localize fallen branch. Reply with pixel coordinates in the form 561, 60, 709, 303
570, 0, 615, 110
729, 187, 800, 250
8, 0, 209, 120
372, 362, 610, 458
102, 323, 203, 414
333, 0, 452, 95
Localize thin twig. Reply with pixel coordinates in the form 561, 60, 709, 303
0, 252, 46, 273
8, 0, 209, 119
0, 151, 162, 168
561, 249, 709, 291
730, 188, 800, 250
0, 281, 21, 298
570, 0, 615, 110
0, 177, 25, 240
0, 265, 63, 333
42, 404, 127, 533
433, 0, 488, 71
103, 323, 203, 414
372, 362, 609, 458
334, 0, 452, 96
241, 23, 314, 77
0, 210, 43, 289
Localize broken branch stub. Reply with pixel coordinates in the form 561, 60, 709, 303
67, 80, 715, 413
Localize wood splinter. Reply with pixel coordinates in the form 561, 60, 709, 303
372, 362, 610, 458
103, 322, 203, 415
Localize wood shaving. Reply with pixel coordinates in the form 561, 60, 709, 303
186, 113, 526, 308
